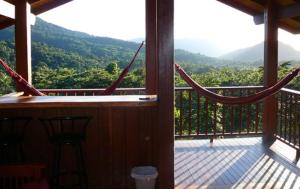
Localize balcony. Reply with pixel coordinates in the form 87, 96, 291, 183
175, 137, 300, 188
1, 0, 300, 188
33, 86, 300, 188
39, 86, 300, 152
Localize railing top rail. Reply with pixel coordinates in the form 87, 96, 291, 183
280, 87, 300, 95
175, 86, 264, 90
39, 86, 300, 94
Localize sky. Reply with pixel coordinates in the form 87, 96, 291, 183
39, 0, 300, 55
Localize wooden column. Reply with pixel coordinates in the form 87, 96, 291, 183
15, 0, 32, 85
263, 0, 278, 143
145, 0, 157, 94
157, 0, 174, 188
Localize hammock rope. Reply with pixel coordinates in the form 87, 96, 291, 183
0, 41, 144, 96
175, 63, 300, 105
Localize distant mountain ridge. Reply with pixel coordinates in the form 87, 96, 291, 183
3, 18, 297, 71
0, 18, 145, 70
221, 42, 300, 62
0, 18, 246, 71
131, 38, 224, 57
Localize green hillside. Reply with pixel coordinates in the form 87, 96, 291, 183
0, 18, 249, 71
1, 18, 299, 95
0, 18, 145, 71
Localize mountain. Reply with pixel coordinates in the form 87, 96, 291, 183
174, 49, 249, 68
175, 39, 224, 57
221, 42, 300, 63
0, 18, 247, 72
0, 18, 144, 70
131, 38, 224, 57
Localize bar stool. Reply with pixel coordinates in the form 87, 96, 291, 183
39, 116, 91, 189
0, 117, 32, 164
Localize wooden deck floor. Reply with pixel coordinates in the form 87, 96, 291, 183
175, 137, 300, 189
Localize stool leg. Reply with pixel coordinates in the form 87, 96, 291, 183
52, 144, 62, 189
51, 144, 58, 188
75, 143, 88, 189
18, 143, 25, 162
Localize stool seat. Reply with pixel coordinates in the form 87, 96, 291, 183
40, 116, 91, 189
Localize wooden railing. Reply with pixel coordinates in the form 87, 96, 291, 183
277, 88, 300, 151
175, 86, 264, 139
39, 87, 300, 150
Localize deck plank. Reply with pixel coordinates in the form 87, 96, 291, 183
175, 137, 300, 189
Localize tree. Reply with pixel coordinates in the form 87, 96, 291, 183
105, 61, 120, 74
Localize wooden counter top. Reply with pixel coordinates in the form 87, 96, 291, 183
0, 95, 157, 109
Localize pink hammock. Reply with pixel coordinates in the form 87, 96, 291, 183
175, 63, 300, 105
101, 41, 144, 95
0, 59, 46, 96
0, 41, 144, 96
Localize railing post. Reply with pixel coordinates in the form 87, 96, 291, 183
263, 0, 278, 143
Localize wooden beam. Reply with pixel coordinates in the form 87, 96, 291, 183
254, 2, 300, 25
263, 0, 278, 144
31, 0, 73, 15
0, 17, 14, 29
0, 0, 15, 19
157, 0, 174, 188
145, 0, 157, 94
217, 0, 262, 16
15, 0, 32, 85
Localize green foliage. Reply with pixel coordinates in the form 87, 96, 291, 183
0, 72, 14, 95
105, 61, 120, 74
0, 18, 300, 94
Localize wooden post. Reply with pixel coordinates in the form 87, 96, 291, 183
263, 0, 278, 143
145, 0, 157, 94
15, 0, 32, 85
157, 0, 174, 188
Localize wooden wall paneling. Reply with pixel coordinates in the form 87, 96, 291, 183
138, 107, 154, 165
157, 0, 174, 188
97, 107, 111, 188
0, 105, 158, 189
150, 107, 159, 169
125, 107, 139, 188
263, 0, 278, 143
74, 108, 99, 188
111, 107, 126, 188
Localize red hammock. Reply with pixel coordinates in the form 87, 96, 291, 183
0, 59, 46, 96
0, 41, 144, 96
175, 63, 300, 105
101, 41, 144, 95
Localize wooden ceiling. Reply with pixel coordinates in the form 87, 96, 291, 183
0, 0, 72, 29
217, 0, 300, 34
5, 0, 73, 15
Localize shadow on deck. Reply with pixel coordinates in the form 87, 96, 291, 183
175, 137, 300, 189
